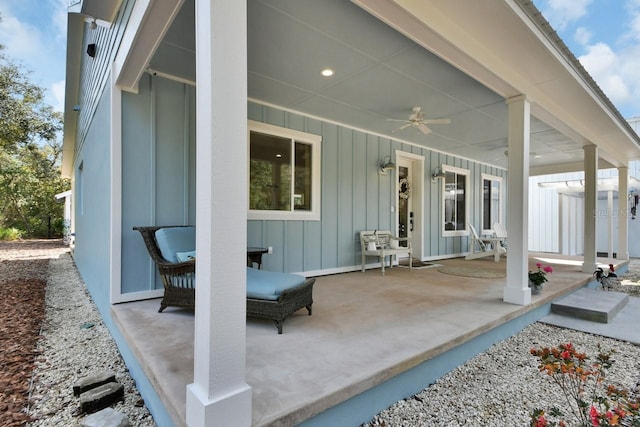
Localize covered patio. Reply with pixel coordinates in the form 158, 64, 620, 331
111, 254, 615, 427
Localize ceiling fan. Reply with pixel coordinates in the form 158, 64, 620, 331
495, 149, 540, 161
387, 107, 451, 135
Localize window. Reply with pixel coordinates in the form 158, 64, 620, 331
441, 166, 469, 236
482, 174, 503, 233
248, 121, 321, 220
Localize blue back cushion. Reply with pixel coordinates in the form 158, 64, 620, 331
155, 227, 196, 263
246, 268, 306, 301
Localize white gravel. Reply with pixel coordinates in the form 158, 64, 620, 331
27, 253, 156, 426
22, 245, 640, 427
362, 323, 640, 427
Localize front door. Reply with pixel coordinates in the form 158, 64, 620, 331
398, 158, 413, 252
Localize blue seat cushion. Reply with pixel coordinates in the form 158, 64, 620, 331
155, 227, 196, 263
246, 267, 306, 301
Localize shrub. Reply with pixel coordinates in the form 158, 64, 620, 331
0, 227, 22, 241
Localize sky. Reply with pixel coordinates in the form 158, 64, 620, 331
534, 0, 640, 119
0, 0, 67, 113
0, 1, 638, 120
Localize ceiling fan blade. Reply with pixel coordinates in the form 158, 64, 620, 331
391, 123, 413, 133
417, 124, 432, 135
423, 118, 451, 125
386, 118, 410, 123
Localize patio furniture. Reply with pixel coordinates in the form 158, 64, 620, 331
134, 226, 315, 333
492, 222, 508, 249
360, 230, 412, 275
466, 223, 505, 262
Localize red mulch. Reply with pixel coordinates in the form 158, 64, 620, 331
0, 240, 65, 426
0, 275, 47, 425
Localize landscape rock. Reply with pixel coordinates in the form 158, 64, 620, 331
79, 382, 125, 413
82, 407, 131, 427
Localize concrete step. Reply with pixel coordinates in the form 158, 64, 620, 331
551, 288, 629, 323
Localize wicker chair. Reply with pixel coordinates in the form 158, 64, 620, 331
134, 226, 315, 333
134, 226, 196, 312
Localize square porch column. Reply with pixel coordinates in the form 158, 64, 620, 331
503, 95, 531, 305
582, 145, 598, 273
186, 0, 252, 426
618, 166, 629, 260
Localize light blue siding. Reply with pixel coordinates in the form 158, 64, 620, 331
247, 102, 507, 272
73, 84, 112, 306
121, 74, 196, 294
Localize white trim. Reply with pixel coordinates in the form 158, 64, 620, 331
247, 120, 322, 221
109, 65, 123, 305
441, 165, 470, 237
395, 151, 425, 260
480, 173, 504, 234
146, 68, 196, 87
112, 289, 164, 304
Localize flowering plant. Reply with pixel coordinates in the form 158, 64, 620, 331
529, 342, 640, 427
529, 263, 553, 287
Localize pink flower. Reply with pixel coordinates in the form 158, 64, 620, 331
544, 265, 553, 273
536, 262, 542, 268
590, 405, 600, 426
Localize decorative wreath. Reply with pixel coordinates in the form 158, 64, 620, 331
399, 178, 412, 199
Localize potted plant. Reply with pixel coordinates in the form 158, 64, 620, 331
529, 263, 553, 294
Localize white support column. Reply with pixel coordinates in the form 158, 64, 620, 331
607, 190, 614, 258
559, 193, 566, 255
503, 95, 531, 305
186, 1, 252, 426
618, 166, 629, 260
582, 145, 598, 273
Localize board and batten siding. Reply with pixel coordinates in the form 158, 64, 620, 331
120, 74, 196, 294
117, 84, 508, 294
74, 0, 134, 167
248, 102, 507, 274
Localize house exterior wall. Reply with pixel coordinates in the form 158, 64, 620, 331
121, 74, 196, 294
529, 164, 640, 257
73, 83, 112, 310
74, 0, 134, 163
115, 86, 509, 294
247, 102, 507, 273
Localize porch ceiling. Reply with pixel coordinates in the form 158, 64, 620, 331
141, 0, 640, 173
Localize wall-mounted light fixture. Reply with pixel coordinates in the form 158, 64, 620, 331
432, 166, 446, 182
379, 155, 396, 175
86, 43, 96, 58
89, 19, 97, 30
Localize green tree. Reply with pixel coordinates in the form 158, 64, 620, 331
0, 42, 67, 238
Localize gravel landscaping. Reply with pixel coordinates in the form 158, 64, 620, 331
363, 260, 640, 427
3, 239, 640, 426
0, 240, 155, 426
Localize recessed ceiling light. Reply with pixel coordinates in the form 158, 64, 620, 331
276, 154, 282, 158
321, 68, 334, 77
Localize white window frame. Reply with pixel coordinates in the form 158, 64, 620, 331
441, 165, 470, 237
481, 173, 504, 235
247, 120, 321, 221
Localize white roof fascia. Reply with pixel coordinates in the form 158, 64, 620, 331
113, 0, 185, 93
61, 13, 85, 178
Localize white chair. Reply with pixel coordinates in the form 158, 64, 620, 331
465, 223, 505, 262
360, 230, 412, 275
492, 223, 507, 249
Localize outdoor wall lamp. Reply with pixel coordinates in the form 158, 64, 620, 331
87, 43, 96, 58
432, 166, 446, 182
379, 155, 396, 175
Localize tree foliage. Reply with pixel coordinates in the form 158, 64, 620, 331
0, 44, 68, 238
